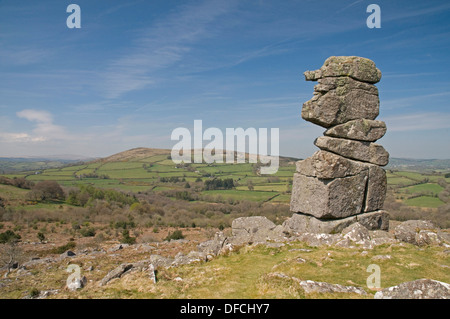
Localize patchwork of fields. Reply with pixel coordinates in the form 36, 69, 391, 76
1, 150, 449, 210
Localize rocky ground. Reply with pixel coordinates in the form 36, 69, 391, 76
0, 215, 449, 299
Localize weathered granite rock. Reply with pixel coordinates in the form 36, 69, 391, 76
394, 220, 437, 245
415, 230, 446, 246
299, 279, 367, 295
67, 275, 87, 291
314, 136, 389, 166
374, 279, 450, 299
197, 231, 228, 256
282, 213, 357, 235
267, 272, 367, 296
295, 152, 386, 214
295, 233, 343, 247
290, 172, 367, 219
295, 150, 368, 179
283, 210, 389, 236
324, 119, 387, 142
171, 251, 207, 267
304, 56, 382, 84
342, 223, 370, 244
364, 165, 387, 212
231, 216, 283, 243
357, 210, 389, 230
99, 263, 133, 286
291, 56, 389, 236
302, 77, 379, 128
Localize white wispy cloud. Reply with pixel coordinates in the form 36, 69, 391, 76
381, 112, 450, 132
101, 0, 238, 99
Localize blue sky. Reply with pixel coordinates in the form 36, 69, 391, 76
1, 0, 449, 159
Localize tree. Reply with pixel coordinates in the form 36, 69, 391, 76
0, 230, 23, 278
37, 232, 46, 243
28, 181, 65, 202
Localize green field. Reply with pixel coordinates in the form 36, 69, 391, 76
401, 183, 444, 196
404, 196, 445, 208
1, 151, 449, 210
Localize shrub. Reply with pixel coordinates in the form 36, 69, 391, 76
51, 241, 76, 254
37, 232, 46, 242
121, 229, 136, 244
80, 227, 96, 237
29, 288, 40, 298
0, 230, 21, 244
164, 230, 184, 241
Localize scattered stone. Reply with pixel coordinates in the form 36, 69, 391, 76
334, 237, 355, 248
372, 255, 392, 261
415, 230, 445, 246
67, 276, 87, 291
99, 263, 134, 286
108, 244, 128, 253
342, 223, 370, 244
299, 279, 367, 295
374, 279, 450, 299
149, 264, 156, 284
231, 216, 284, 244
59, 250, 76, 259
267, 272, 367, 295
149, 255, 174, 269
394, 220, 437, 245
295, 233, 342, 247
171, 251, 207, 267
197, 231, 228, 256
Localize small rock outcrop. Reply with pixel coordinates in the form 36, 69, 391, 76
374, 279, 450, 299
290, 56, 389, 233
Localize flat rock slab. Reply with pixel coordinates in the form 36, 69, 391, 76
295, 150, 368, 179
324, 119, 386, 142
304, 56, 382, 84
283, 211, 389, 235
374, 279, 450, 299
314, 136, 389, 166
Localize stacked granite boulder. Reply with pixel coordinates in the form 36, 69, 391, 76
289, 56, 389, 234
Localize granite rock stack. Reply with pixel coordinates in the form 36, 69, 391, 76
290, 56, 389, 233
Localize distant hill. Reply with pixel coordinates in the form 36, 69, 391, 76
93, 147, 170, 163
92, 147, 300, 166
386, 158, 450, 172
0, 156, 94, 174
1, 147, 448, 174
